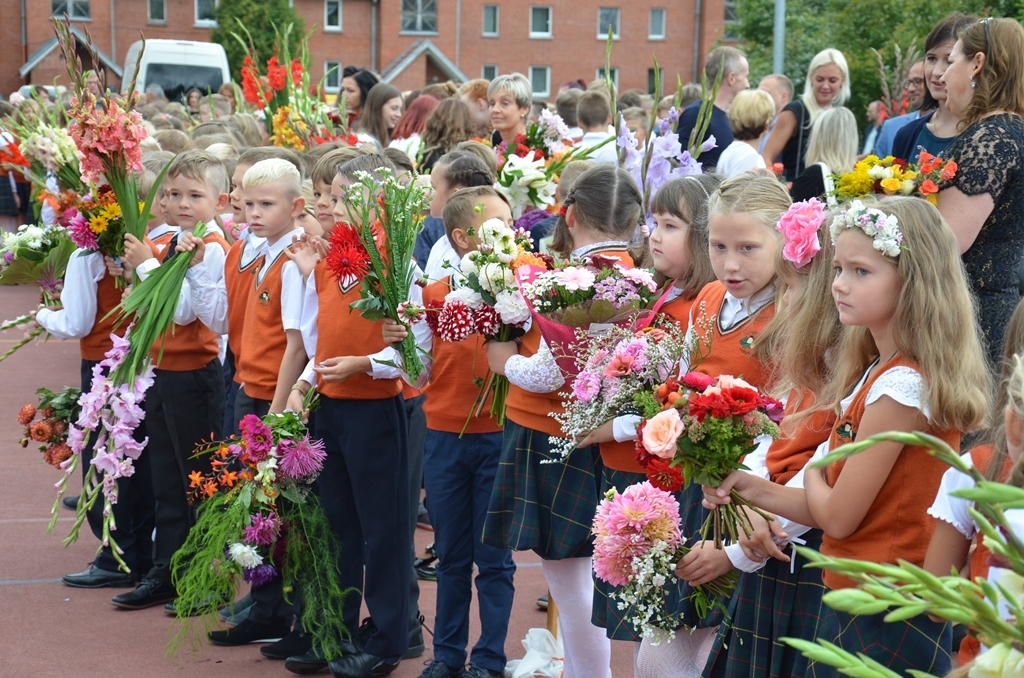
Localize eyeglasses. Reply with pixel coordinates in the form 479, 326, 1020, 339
981, 17, 993, 51
903, 78, 925, 88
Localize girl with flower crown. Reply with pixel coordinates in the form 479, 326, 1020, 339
703, 198, 843, 678
703, 196, 991, 676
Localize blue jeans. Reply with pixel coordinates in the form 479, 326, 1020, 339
424, 429, 515, 672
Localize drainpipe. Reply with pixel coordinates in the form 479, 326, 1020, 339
455, 0, 461, 67
20, 0, 27, 82
110, 0, 117, 80
371, 0, 379, 73
692, 0, 703, 82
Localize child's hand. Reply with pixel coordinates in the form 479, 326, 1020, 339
123, 234, 152, 270
104, 255, 125, 277
702, 470, 750, 509
486, 340, 520, 376
285, 382, 312, 423
175, 233, 206, 268
286, 233, 323, 279
675, 540, 734, 586
382, 318, 409, 347
737, 508, 790, 563
120, 287, 132, 303
313, 356, 371, 383
578, 421, 615, 448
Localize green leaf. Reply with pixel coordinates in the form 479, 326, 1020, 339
588, 299, 618, 323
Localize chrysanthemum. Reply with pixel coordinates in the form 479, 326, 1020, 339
277, 436, 327, 479
17, 404, 36, 426
243, 563, 278, 586
243, 512, 281, 546
30, 420, 53, 443
228, 542, 263, 569
43, 443, 73, 468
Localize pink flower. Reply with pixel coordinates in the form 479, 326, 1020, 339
619, 266, 658, 292
243, 512, 281, 546
776, 199, 824, 268
554, 266, 596, 292
278, 436, 327, 479
715, 374, 757, 392
603, 354, 636, 378
591, 481, 682, 587
641, 409, 684, 459
681, 371, 714, 392
239, 414, 273, 459
572, 371, 601, 402
91, 450, 121, 477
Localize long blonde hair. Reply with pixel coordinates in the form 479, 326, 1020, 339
800, 49, 851, 121
983, 298, 1024, 482
820, 196, 991, 432
805, 107, 858, 174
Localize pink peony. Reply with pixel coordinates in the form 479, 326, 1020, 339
641, 409, 684, 459
572, 371, 601, 402
776, 199, 824, 268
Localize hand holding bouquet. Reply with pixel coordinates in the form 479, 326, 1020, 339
17, 386, 81, 468
634, 373, 783, 546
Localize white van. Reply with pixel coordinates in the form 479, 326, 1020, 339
121, 39, 231, 104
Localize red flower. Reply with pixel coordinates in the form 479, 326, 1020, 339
290, 58, 304, 87
681, 371, 714, 392
762, 396, 785, 423
30, 420, 53, 443
241, 56, 266, 108
266, 55, 288, 92
514, 134, 528, 145
720, 386, 762, 416
514, 143, 531, 158
645, 458, 684, 492
891, 157, 908, 170
437, 301, 474, 343
43, 443, 73, 468
17, 404, 36, 426
473, 304, 501, 337
326, 225, 371, 283
688, 393, 733, 422
424, 299, 444, 334
40, 406, 55, 419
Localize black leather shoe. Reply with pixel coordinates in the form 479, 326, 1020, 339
62, 494, 79, 510
111, 576, 176, 610
261, 629, 314, 659
285, 650, 330, 675
328, 652, 400, 678
62, 564, 134, 589
208, 618, 291, 646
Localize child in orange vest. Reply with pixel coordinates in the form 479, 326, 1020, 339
704, 196, 991, 676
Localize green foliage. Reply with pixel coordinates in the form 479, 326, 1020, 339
732, 0, 1004, 135
210, 0, 304, 82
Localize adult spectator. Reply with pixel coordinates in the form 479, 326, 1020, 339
757, 73, 795, 154
717, 89, 775, 178
676, 46, 749, 169
488, 73, 531, 147
420, 98, 476, 172
145, 83, 167, 105
761, 48, 850, 182
341, 67, 380, 126
556, 88, 583, 140
892, 13, 977, 164
576, 91, 618, 164
389, 94, 439, 163
862, 101, 883, 155
871, 60, 926, 157
937, 18, 1024, 364
355, 83, 403, 147
458, 78, 491, 137
790, 106, 858, 203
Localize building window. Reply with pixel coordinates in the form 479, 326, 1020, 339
649, 8, 665, 40
529, 6, 551, 38
724, 0, 739, 39
195, 0, 217, 26
148, 0, 165, 22
597, 8, 620, 39
324, 61, 341, 92
482, 64, 498, 80
325, 0, 342, 31
483, 5, 499, 37
530, 66, 551, 99
597, 67, 619, 89
647, 67, 665, 94
401, 0, 438, 33
52, 0, 90, 19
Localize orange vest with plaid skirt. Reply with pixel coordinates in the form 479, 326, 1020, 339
821, 355, 959, 590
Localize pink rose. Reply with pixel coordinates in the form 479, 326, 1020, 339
641, 409, 685, 459
776, 199, 824, 268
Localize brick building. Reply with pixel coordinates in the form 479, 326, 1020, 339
2, 1, 727, 101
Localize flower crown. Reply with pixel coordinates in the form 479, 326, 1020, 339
829, 200, 903, 259
776, 198, 825, 268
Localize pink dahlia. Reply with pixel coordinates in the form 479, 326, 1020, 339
278, 435, 327, 479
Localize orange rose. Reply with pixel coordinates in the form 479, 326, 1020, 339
941, 161, 958, 181
919, 179, 939, 196
641, 408, 685, 459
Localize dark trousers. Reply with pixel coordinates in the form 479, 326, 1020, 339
315, 395, 410, 660
223, 347, 240, 436
146, 359, 224, 581
80, 359, 155, 574
424, 429, 515, 672
405, 394, 426, 628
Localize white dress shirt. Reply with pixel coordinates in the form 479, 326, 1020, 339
35, 248, 105, 340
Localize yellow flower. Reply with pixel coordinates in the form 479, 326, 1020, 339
89, 214, 110, 234
100, 202, 121, 221
879, 177, 903, 194
838, 170, 874, 198
926, 194, 938, 206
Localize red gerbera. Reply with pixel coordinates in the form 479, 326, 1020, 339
645, 458, 684, 492
17, 404, 36, 426
437, 300, 474, 343
326, 225, 371, 283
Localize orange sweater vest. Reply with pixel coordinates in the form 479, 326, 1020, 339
236, 252, 289, 401
150, 232, 230, 372
821, 355, 959, 590
224, 238, 264, 360
421, 277, 501, 434
313, 260, 401, 400
765, 391, 836, 485
689, 281, 776, 393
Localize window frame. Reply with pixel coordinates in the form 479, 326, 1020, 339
400, 0, 439, 35
529, 6, 552, 39
597, 67, 619, 90
723, 0, 740, 39
597, 7, 620, 40
324, 61, 342, 93
194, 0, 218, 27
325, 0, 342, 32
529, 65, 551, 99
147, 0, 166, 23
482, 4, 499, 37
648, 8, 665, 40
52, 0, 91, 20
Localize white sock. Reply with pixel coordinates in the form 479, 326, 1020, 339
541, 557, 611, 678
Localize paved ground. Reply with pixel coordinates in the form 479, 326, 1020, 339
0, 285, 635, 677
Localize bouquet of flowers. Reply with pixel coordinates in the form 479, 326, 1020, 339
833, 152, 958, 204
550, 322, 692, 459
168, 406, 350, 658
517, 256, 660, 375
19, 122, 84, 196
17, 386, 81, 468
0, 223, 74, 296
633, 373, 783, 546
334, 168, 429, 383
592, 481, 738, 640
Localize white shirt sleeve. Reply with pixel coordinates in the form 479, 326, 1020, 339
865, 365, 930, 419
299, 358, 317, 385
35, 249, 104, 340
613, 414, 642, 442
505, 338, 565, 393
280, 260, 304, 332
186, 256, 227, 334
926, 454, 979, 539
368, 272, 433, 387
300, 272, 319, 360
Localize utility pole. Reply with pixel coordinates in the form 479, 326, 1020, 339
773, 0, 785, 74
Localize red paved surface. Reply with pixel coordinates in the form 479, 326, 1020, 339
0, 286, 635, 677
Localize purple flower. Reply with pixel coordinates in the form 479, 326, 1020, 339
514, 207, 551, 233
243, 563, 278, 586
243, 512, 281, 546
91, 450, 120, 477
278, 435, 327, 479
674, 151, 702, 178
572, 371, 601, 402
105, 332, 131, 365
67, 425, 87, 454
239, 414, 273, 458
700, 136, 717, 154
3, 251, 14, 264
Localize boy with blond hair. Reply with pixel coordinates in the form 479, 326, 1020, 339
112, 150, 231, 610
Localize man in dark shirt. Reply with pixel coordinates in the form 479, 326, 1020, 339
676, 46, 750, 170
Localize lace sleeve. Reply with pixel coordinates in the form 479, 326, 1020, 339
505, 339, 565, 393
947, 119, 1022, 202
926, 458, 978, 539
865, 366, 930, 420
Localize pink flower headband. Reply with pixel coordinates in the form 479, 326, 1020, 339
775, 198, 825, 268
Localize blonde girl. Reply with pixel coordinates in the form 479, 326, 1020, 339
704, 196, 991, 676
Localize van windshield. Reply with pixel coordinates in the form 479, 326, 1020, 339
145, 64, 224, 104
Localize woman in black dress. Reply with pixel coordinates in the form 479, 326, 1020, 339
937, 18, 1024, 364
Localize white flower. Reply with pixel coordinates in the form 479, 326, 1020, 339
478, 262, 515, 296
900, 179, 916, 195
228, 542, 264, 569
445, 285, 484, 310
480, 218, 514, 246
970, 643, 1024, 678
867, 165, 889, 181
494, 290, 532, 324
460, 251, 480, 277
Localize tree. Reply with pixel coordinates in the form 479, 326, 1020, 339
209, 0, 305, 83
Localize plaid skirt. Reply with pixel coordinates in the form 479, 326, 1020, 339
704, 530, 827, 678
482, 420, 602, 560
592, 471, 726, 640
806, 606, 952, 678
